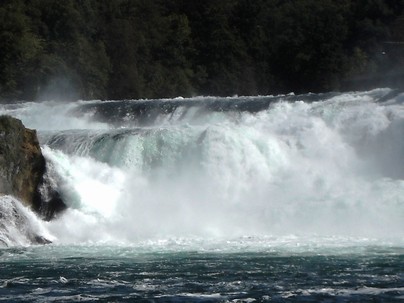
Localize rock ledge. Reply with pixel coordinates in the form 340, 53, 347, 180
0, 115, 66, 220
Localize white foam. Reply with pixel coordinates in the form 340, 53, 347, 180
0, 196, 53, 246
0, 101, 109, 131
3, 90, 404, 245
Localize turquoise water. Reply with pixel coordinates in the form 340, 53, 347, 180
1, 242, 403, 302
1, 89, 404, 301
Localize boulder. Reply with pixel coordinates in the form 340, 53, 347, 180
0, 115, 66, 220
0, 115, 44, 204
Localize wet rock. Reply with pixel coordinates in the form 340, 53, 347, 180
33, 235, 52, 245
0, 115, 45, 206
0, 115, 66, 220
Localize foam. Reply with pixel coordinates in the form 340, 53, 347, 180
2, 89, 404, 245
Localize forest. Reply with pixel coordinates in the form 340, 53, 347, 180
0, 0, 403, 101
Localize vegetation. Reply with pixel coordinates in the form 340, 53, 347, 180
0, 0, 403, 101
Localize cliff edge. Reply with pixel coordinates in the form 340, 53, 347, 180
0, 115, 66, 221
0, 115, 45, 205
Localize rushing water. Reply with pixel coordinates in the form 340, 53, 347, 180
0, 243, 403, 302
0, 89, 403, 302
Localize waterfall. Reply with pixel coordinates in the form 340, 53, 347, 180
1, 88, 403, 245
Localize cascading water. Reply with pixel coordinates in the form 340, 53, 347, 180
1, 88, 403, 245
1, 89, 404, 302
0, 196, 53, 246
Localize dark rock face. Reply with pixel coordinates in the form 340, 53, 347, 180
34, 179, 66, 221
0, 115, 66, 220
0, 115, 45, 204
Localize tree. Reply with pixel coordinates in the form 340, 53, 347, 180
0, 0, 42, 100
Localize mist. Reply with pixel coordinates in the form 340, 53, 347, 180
24, 90, 403, 244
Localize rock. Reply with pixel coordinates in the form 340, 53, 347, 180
34, 181, 66, 221
33, 235, 52, 245
0, 115, 66, 220
0, 115, 44, 205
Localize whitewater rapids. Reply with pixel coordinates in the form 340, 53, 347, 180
1, 88, 404, 246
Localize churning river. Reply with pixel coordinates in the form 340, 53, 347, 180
0, 89, 403, 302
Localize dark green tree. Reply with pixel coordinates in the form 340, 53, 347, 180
0, 0, 42, 100
1, 0, 403, 101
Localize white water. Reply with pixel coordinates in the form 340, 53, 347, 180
0, 196, 54, 246
1, 89, 404, 246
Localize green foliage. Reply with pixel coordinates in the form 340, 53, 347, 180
271, 0, 351, 91
0, 0, 403, 101
0, 0, 43, 99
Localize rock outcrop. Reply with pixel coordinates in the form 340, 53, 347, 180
0, 115, 45, 205
0, 115, 66, 221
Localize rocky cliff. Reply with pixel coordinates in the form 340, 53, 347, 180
0, 115, 65, 221
0, 115, 45, 204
